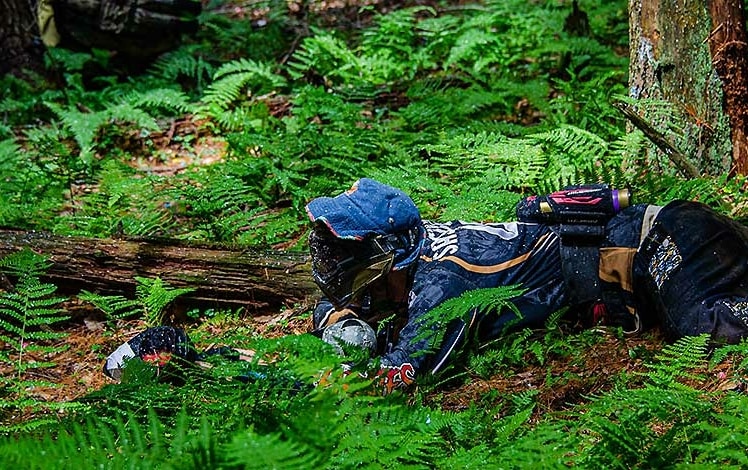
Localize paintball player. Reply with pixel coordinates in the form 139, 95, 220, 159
306, 178, 748, 393
104, 179, 748, 395
37, 0, 201, 59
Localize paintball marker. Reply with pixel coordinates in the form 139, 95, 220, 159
516, 184, 631, 226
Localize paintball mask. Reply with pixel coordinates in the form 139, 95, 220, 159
309, 226, 416, 308
305, 178, 425, 307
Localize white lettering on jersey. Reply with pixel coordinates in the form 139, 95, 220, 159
425, 221, 524, 261
424, 221, 459, 260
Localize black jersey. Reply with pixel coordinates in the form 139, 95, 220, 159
380, 219, 568, 374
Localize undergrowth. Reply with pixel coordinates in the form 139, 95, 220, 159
0, 249, 71, 432
5, 0, 744, 243
2, 0, 748, 467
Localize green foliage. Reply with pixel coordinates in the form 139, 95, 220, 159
198, 58, 287, 131
2, 325, 748, 468
690, 392, 748, 466
412, 285, 526, 366
45, 88, 189, 168
4, 0, 748, 465
571, 339, 715, 468
643, 333, 710, 387
468, 328, 534, 378
0, 249, 69, 432
3, 0, 741, 241
0, 249, 69, 369
149, 47, 215, 94
80, 276, 195, 325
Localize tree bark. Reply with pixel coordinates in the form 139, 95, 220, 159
0, 0, 44, 76
707, 0, 748, 175
628, 0, 734, 175
0, 230, 320, 313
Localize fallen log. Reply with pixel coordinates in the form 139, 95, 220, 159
0, 229, 320, 313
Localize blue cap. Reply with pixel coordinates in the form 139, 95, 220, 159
306, 178, 424, 268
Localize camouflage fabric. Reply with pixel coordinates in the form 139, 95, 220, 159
41, 0, 201, 57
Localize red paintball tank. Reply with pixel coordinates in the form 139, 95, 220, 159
516, 184, 632, 225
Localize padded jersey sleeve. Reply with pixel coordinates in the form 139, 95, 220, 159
379, 266, 478, 375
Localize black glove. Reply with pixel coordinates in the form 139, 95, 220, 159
51, 0, 201, 57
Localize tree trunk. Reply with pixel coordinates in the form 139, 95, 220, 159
707, 0, 748, 175
628, 0, 737, 175
0, 230, 320, 313
0, 0, 44, 76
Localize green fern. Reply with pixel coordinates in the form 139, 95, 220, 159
527, 125, 614, 191
412, 285, 526, 364
0, 410, 182, 468
136, 277, 196, 326
286, 30, 362, 84
690, 392, 748, 466
644, 334, 710, 387
45, 102, 158, 167
709, 338, 748, 373
77, 291, 141, 321
469, 328, 534, 378
223, 430, 320, 469
80, 276, 195, 326
0, 249, 69, 430
199, 58, 286, 122
0, 249, 68, 369
124, 88, 193, 115
52, 159, 177, 238
149, 47, 215, 93
570, 335, 713, 468
419, 130, 549, 192
167, 172, 265, 242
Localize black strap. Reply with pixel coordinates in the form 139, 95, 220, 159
558, 224, 604, 306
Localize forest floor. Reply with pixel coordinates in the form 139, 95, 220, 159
5, 303, 685, 427
14, 306, 735, 432
18, 306, 741, 429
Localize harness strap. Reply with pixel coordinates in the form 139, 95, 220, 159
558, 223, 605, 306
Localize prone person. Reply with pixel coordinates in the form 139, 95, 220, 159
306, 179, 748, 393
104, 179, 748, 394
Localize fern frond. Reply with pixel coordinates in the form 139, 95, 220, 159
527, 125, 611, 190
223, 431, 320, 469
644, 334, 710, 387
0, 247, 52, 278
691, 393, 748, 466
421, 130, 548, 192
413, 285, 526, 355
286, 30, 360, 83
78, 290, 141, 320
79, 277, 194, 325
397, 86, 513, 130
201, 58, 286, 110
0, 248, 67, 420
0, 276, 69, 343
576, 384, 710, 468
44, 101, 160, 165
149, 47, 214, 92
125, 88, 193, 114
710, 338, 748, 372
135, 277, 196, 326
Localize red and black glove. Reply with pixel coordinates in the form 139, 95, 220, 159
103, 325, 197, 380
